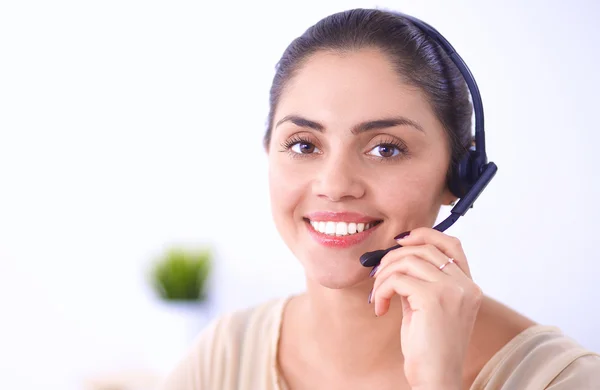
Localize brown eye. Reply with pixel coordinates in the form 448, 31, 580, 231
378, 145, 395, 158
291, 141, 319, 154
299, 142, 315, 154
368, 144, 401, 158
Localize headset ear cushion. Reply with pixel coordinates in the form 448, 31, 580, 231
448, 152, 475, 199
448, 149, 488, 198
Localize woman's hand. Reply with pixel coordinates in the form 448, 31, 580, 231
369, 227, 482, 390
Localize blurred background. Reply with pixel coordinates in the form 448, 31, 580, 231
1, 0, 599, 388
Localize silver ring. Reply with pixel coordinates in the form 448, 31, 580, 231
439, 257, 454, 271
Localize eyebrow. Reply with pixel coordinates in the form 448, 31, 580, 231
275, 114, 425, 134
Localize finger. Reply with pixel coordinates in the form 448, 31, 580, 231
376, 243, 464, 279
400, 296, 411, 318
373, 255, 445, 296
373, 273, 430, 317
395, 227, 471, 278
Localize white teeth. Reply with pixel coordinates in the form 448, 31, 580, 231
335, 222, 348, 236
310, 220, 378, 236
325, 221, 336, 235
348, 222, 357, 234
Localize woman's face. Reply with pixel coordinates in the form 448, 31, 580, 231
267, 48, 454, 289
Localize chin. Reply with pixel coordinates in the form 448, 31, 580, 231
302, 255, 369, 290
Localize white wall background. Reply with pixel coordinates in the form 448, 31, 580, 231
1, 0, 599, 388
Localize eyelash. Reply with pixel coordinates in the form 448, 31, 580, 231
279, 135, 314, 151
372, 137, 409, 160
279, 135, 320, 159
279, 135, 409, 161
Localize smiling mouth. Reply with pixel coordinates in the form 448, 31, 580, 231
303, 218, 383, 236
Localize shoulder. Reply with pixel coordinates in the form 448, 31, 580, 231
547, 352, 600, 389
159, 296, 289, 390
472, 325, 600, 389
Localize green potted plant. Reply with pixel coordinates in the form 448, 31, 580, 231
146, 246, 214, 367
150, 246, 212, 303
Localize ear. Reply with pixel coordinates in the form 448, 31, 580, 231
441, 187, 458, 206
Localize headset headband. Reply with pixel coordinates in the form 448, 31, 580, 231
400, 13, 486, 163
360, 12, 498, 268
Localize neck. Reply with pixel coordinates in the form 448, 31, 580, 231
292, 278, 405, 374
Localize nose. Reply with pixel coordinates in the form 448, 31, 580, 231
312, 154, 366, 202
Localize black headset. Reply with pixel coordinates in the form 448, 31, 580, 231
360, 12, 498, 268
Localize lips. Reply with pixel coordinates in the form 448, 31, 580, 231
303, 211, 383, 248
304, 211, 380, 223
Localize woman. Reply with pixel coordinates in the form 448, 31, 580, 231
162, 8, 600, 389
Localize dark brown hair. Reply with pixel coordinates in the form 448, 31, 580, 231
263, 8, 473, 172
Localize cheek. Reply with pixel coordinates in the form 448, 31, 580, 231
378, 163, 448, 220
268, 156, 307, 225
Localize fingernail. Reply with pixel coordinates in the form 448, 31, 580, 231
369, 265, 379, 277
368, 289, 373, 304
394, 231, 411, 240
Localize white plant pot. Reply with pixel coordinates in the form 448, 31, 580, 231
149, 298, 214, 378
160, 300, 212, 342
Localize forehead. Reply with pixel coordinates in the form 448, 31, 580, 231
275, 48, 438, 130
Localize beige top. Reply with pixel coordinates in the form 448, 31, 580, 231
161, 297, 600, 389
